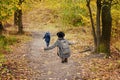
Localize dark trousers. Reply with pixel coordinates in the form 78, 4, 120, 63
61, 58, 68, 63
45, 41, 50, 47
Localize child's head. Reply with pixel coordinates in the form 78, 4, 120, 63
57, 31, 65, 38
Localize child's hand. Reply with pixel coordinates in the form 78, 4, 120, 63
40, 47, 44, 52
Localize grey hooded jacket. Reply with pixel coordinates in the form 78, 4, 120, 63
44, 38, 72, 58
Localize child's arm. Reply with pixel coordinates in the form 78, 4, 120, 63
68, 40, 76, 45
43, 34, 46, 39
44, 41, 57, 50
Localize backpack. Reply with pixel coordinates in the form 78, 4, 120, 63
59, 39, 70, 54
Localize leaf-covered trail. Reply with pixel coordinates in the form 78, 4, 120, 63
25, 31, 82, 80
21, 7, 88, 80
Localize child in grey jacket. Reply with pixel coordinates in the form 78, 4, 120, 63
44, 31, 72, 63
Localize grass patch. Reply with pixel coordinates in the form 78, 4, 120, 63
0, 35, 18, 51
0, 31, 31, 52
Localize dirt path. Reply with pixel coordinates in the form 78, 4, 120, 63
25, 31, 82, 80
19, 7, 84, 80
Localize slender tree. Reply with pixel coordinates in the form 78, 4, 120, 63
86, 0, 97, 52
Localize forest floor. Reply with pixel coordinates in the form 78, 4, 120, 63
1, 6, 120, 80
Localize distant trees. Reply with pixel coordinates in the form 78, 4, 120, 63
0, 0, 24, 34
0, 0, 32, 34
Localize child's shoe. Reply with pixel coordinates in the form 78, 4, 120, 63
64, 58, 68, 63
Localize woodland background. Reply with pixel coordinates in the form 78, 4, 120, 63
0, 0, 120, 79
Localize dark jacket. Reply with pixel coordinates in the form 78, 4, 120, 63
43, 32, 50, 42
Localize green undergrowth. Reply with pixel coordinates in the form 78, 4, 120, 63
0, 33, 31, 51
0, 35, 18, 52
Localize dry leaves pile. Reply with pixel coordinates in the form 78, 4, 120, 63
0, 32, 32, 80
0, 61, 30, 80
67, 27, 120, 80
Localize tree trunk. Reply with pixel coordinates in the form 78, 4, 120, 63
14, 9, 19, 26
101, 4, 112, 57
16, 0, 24, 34
0, 22, 4, 35
86, 0, 97, 52
17, 9, 23, 34
96, 0, 101, 54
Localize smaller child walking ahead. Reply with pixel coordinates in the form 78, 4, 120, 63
43, 32, 51, 47
44, 31, 73, 63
